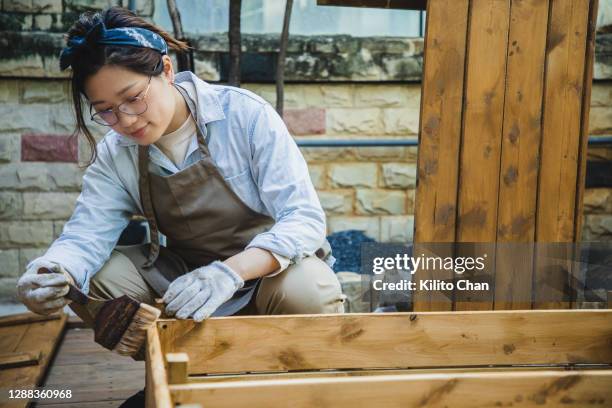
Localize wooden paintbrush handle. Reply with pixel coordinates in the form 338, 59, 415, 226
37, 267, 89, 305
64, 283, 89, 305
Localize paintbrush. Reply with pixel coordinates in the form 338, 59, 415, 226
37, 267, 160, 357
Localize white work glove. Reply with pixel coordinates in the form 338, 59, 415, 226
162, 261, 244, 322
17, 260, 75, 316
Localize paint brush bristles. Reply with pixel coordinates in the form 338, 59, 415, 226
37, 267, 162, 358
113, 303, 160, 356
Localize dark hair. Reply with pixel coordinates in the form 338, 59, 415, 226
65, 6, 190, 166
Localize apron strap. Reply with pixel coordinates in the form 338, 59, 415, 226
138, 145, 161, 268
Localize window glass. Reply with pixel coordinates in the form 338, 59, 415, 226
153, 0, 424, 37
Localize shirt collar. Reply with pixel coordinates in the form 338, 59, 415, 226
113, 71, 225, 147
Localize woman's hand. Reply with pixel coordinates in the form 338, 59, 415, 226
162, 261, 244, 322
17, 261, 74, 315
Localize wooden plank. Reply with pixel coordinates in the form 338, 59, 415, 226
316, 0, 427, 10
454, 0, 510, 311
167, 352, 189, 385
0, 324, 29, 353
571, 0, 599, 310
0, 312, 61, 328
0, 351, 40, 369
157, 310, 612, 375
145, 326, 173, 408
494, 0, 550, 311
39, 327, 145, 406
36, 402, 127, 408
413, 0, 469, 311
535, 0, 591, 309
169, 370, 612, 408
189, 364, 611, 383
34, 386, 145, 406
537, 0, 591, 242
457, 0, 509, 243
573, 0, 599, 242
0, 313, 67, 408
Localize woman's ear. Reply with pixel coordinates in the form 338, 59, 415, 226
161, 55, 175, 84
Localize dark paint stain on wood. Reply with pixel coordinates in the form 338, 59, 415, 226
504, 166, 518, 185
508, 123, 520, 144
530, 375, 582, 405
278, 347, 309, 370
424, 159, 438, 176
417, 379, 459, 407
461, 206, 487, 227
511, 214, 532, 236
423, 116, 441, 137
503, 343, 516, 355
435, 204, 455, 225
547, 31, 566, 54
339, 321, 365, 343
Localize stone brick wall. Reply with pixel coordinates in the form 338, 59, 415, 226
0, 78, 86, 300
242, 82, 420, 243
1, 0, 611, 302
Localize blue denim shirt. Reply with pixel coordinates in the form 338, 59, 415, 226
30, 71, 327, 295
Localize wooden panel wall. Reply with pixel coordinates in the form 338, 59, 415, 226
414, 0, 599, 311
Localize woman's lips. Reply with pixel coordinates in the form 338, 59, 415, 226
130, 124, 148, 138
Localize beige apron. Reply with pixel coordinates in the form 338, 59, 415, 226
120, 83, 331, 316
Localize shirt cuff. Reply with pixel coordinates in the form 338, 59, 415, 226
266, 251, 291, 278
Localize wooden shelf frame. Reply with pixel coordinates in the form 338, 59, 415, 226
145, 310, 612, 407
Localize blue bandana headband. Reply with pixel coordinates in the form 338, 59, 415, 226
59, 21, 168, 71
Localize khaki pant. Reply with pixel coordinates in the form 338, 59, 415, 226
69, 248, 346, 327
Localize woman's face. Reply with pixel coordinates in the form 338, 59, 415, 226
84, 56, 179, 145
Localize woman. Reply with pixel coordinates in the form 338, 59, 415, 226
16, 7, 345, 341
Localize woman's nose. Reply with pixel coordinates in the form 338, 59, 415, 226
117, 111, 138, 128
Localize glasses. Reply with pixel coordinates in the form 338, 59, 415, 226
90, 76, 153, 126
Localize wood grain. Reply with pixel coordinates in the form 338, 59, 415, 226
0, 351, 40, 370
167, 352, 189, 385
145, 326, 173, 408
571, 0, 599, 310
170, 370, 612, 408
38, 326, 145, 406
0, 313, 67, 408
413, 0, 469, 311
573, 0, 599, 243
534, 0, 591, 309
0, 312, 61, 328
156, 310, 612, 375
454, 0, 511, 311
188, 365, 609, 384
494, 0, 550, 311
